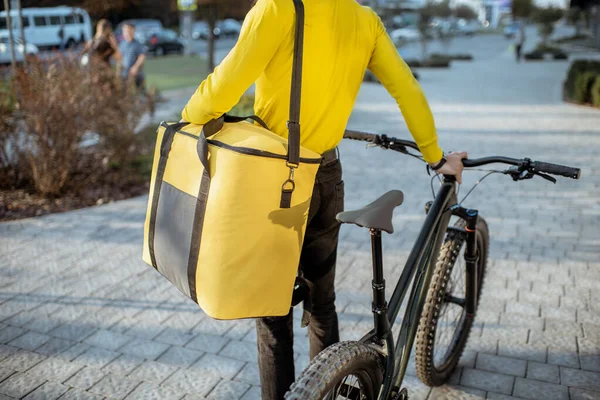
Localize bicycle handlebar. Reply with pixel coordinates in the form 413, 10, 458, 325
343, 130, 582, 180
530, 161, 581, 180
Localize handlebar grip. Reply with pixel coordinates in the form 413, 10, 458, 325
531, 161, 581, 179
344, 130, 377, 143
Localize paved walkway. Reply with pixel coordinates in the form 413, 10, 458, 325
1, 38, 599, 400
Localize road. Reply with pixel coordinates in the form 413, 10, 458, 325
188, 37, 237, 66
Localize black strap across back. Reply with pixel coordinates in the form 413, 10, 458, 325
336, 190, 404, 234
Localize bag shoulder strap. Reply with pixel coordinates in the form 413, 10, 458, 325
287, 0, 304, 167
279, 0, 305, 209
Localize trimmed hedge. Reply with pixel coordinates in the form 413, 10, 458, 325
405, 58, 451, 68
524, 51, 544, 60
525, 44, 568, 61
591, 76, 600, 107
564, 60, 600, 107
430, 53, 474, 61
364, 69, 420, 83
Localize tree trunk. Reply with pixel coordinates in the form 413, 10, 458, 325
442, 37, 451, 55
3, 0, 17, 73
207, 5, 217, 72
16, 0, 26, 65
420, 38, 428, 61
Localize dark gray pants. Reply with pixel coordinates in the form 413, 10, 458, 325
256, 159, 344, 400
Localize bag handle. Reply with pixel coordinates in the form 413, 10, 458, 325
223, 114, 269, 130
280, 0, 305, 209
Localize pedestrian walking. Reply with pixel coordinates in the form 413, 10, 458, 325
81, 19, 121, 68
515, 22, 526, 62
58, 23, 66, 51
118, 23, 146, 90
181, 0, 466, 399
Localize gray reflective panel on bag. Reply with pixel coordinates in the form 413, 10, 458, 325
155, 182, 196, 297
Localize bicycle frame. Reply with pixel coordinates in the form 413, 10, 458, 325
359, 176, 481, 400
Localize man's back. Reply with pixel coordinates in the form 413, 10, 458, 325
183, 0, 442, 163
254, 0, 381, 154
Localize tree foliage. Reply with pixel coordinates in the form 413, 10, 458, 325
455, 4, 478, 20
196, 0, 252, 71
417, 3, 436, 60
533, 6, 564, 44
431, 0, 452, 18
512, 0, 534, 19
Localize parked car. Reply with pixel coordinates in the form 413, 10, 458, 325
390, 26, 421, 45
504, 22, 520, 39
0, 37, 38, 64
217, 19, 242, 38
0, 6, 92, 49
191, 21, 220, 40
115, 19, 163, 43
455, 19, 479, 36
146, 29, 184, 56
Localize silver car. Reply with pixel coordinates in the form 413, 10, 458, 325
192, 21, 220, 40
0, 36, 38, 65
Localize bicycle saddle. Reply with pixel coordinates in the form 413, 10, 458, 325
336, 190, 404, 234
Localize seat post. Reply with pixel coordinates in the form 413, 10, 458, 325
370, 229, 390, 338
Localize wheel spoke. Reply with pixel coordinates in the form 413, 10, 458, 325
433, 239, 470, 367
332, 375, 363, 400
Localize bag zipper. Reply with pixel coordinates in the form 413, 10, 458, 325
165, 123, 322, 164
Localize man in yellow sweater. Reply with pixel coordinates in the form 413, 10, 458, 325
182, 0, 466, 398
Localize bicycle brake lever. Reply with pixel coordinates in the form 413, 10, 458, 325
535, 171, 557, 184
504, 166, 526, 181
389, 143, 408, 153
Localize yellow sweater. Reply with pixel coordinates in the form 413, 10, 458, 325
182, 0, 443, 163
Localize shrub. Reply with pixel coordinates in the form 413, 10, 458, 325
553, 52, 568, 60
590, 76, 600, 107
535, 44, 560, 54
363, 69, 419, 82
530, 44, 568, 60
405, 58, 451, 68
573, 71, 598, 104
524, 51, 544, 60
93, 75, 149, 167
430, 53, 473, 61
0, 82, 19, 174
10, 56, 152, 196
13, 57, 108, 196
564, 60, 600, 102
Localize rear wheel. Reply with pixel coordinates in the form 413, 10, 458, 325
415, 217, 489, 386
285, 342, 383, 400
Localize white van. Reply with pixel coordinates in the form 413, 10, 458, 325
0, 7, 92, 48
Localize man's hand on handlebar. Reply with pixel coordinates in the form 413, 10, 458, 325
431, 152, 468, 184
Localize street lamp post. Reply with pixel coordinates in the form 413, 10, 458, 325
13, 0, 26, 66
178, 0, 197, 56
3, 0, 18, 73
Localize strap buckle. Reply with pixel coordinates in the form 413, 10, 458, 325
281, 166, 296, 197
280, 166, 296, 208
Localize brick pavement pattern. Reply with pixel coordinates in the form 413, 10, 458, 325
1, 42, 599, 399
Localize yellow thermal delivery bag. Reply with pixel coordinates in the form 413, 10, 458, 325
142, 0, 319, 319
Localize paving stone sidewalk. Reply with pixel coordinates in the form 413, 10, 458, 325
1, 42, 599, 399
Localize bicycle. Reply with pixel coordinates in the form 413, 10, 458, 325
285, 130, 581, 400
